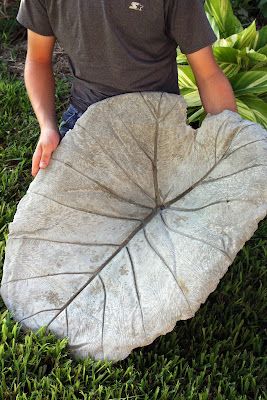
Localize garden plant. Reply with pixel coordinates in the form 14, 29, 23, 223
178, 0, 267, 128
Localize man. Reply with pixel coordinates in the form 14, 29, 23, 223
16, 0, 237, 178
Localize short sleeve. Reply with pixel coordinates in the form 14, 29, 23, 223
16, 0, 54, 36
165, 0, 217, 54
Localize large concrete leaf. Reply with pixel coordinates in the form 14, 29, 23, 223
1, 92, 267, 362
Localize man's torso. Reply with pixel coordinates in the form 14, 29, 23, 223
45, 0, 179, 112
17, 0, 218, 112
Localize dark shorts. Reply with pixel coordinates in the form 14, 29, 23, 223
59, 104, 84, 140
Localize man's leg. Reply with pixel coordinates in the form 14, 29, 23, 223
59, 104, 84, 139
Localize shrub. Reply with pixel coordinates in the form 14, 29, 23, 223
177, 0, 267, 128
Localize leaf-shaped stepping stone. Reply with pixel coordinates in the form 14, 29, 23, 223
1, 92, 267, 362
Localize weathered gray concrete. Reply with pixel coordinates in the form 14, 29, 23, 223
1, 92, 267, 362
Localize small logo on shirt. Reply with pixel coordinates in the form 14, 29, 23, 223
129, 2, 144, 11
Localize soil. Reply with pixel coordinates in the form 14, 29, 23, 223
0, 0, 70, 79
0, 38, 71, 80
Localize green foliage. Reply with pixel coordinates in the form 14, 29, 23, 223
231, 0, 267, 25
259, 0, 267, 17
177, 0, 267, 128
205, 0, 243, 37
0, 0, 21, 49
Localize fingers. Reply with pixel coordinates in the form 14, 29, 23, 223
31, 129, 61, 177
39, 149, 51, 169
32, 143, 43, 177
32, 145, 52, 177
31, 144, 53, 177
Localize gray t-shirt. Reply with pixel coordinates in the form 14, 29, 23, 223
17, 0, 217, 113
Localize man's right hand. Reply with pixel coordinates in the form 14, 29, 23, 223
32, 127, 61, 177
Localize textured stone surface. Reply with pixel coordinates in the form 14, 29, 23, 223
1, 92, 267, 362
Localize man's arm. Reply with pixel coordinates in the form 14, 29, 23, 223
24, 29, 60, 177
186, 45, 238, 115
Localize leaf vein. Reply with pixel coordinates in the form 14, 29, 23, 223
29, 190, 143, 222
51, 157, 153, 210
76, 122, 155, 205
126, 246, 147, 338
143, 225, 193, 314
99, 275, 106, 359
160, 211, 233, 263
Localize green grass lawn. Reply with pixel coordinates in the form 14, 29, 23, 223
0, 59, 266, 399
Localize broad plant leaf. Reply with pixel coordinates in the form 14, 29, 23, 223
258, 44, 267, 56
178, 0, 267, 128
230, 71, 267, 96
177, 65, 197, 90
258, 0, 267, 18
234, 20, 258, 50
246, 50, 267, 70
212, 47, 242, 77
204, 0, 243, 37
235, 97, 257, 123
187, 106, 206, 124
178, 66, 201, 107
205, 10, 221, 39
213, 21, 257, 50
236, 94, 267, 129
1, 93, 267, 362
255, 26, 267, 51
213, 35, 238, 48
